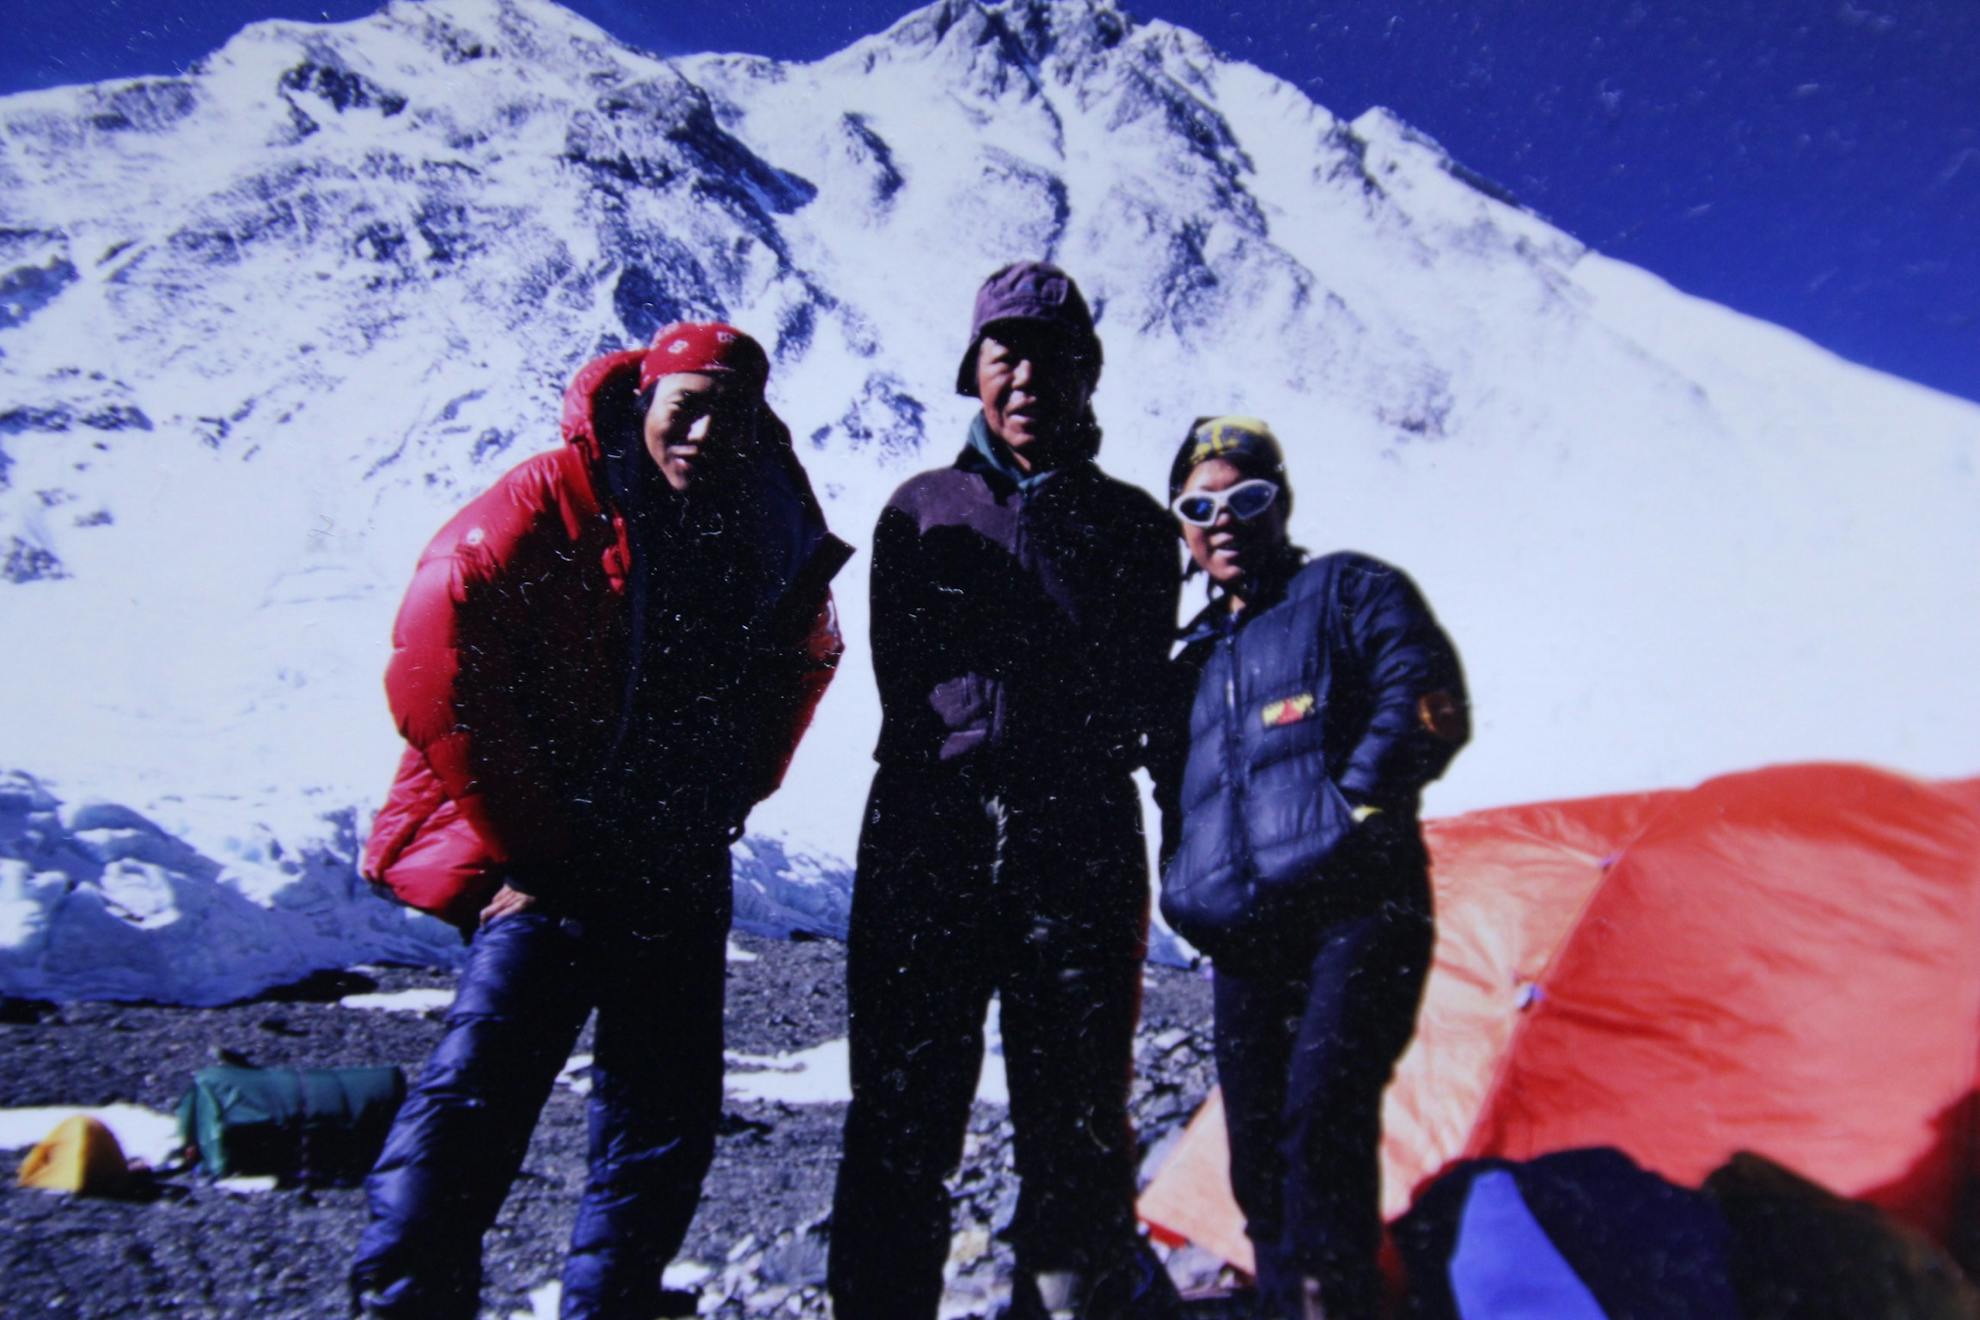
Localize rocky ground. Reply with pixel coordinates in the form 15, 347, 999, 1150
0, 932, 1245, 1318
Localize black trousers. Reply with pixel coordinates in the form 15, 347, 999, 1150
1213, 854, 1433, 1319
829, 764, 1151, 1319
350, 851, 730, 1320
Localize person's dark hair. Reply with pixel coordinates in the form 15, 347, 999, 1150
593, 374, 657, 513
588, 376, 651, 464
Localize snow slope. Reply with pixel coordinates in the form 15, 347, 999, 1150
2, 0, 1975, 1002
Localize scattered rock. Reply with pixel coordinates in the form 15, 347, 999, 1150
0, 932, 1222, 1317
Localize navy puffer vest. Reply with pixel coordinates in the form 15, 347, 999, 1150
1160, 551, 1467, 950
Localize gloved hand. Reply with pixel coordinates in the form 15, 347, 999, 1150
1333, 800, 1421, 892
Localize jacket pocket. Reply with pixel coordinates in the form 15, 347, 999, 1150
1159, 847, 1251, 959
1162, 773, 1368, 958
1249, 771, 1358, 896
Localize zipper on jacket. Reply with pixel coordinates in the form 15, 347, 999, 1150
1220, 625, 1256, 890
991, 486, 1028, 755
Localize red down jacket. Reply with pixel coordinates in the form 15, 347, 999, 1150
360, 349, 850, 930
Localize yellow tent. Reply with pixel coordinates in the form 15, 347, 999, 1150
15, 1115, 132, 1196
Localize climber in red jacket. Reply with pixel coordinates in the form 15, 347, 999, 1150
351, 322, 850, 1320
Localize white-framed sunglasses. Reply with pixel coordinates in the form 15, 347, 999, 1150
1171, 478, 1281, 527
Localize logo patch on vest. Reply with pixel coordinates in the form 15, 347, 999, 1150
1262, 694, 1316, 728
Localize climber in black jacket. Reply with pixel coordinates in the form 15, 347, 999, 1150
1154, 416, 1469, 1320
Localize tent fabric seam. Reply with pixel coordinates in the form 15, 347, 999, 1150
1447, 790, 1682, 1168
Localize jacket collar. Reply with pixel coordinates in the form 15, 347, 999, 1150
959, 413, 1097, 497
1178, 545, 1308, 644
1178, 597, 1235, 648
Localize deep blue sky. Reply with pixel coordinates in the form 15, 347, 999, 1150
7, 0, 1976, 403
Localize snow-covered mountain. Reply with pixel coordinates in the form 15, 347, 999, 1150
3, 0, 1976, 1001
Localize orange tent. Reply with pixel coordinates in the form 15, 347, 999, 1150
1139, 763, 1980, 1270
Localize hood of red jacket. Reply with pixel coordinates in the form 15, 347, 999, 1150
559, 348, 645, 466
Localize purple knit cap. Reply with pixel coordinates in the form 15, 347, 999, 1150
953, 261, 1104, 396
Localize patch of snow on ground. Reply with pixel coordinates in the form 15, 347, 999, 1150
498, 1279, 561, 1320
724, 1039, 854, 1106
0, 1104, 181, 1165
723, 1003, 1009, 1106
338, 988, 455, 1013
556, 1053, 593, 1097
497, 1263, 712, 1320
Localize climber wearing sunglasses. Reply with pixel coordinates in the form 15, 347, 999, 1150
1151, 415, 1470, 1319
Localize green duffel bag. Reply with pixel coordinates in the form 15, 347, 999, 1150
174, 1065, 406, 1185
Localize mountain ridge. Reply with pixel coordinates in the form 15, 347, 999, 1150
1, 0, 1974, 1002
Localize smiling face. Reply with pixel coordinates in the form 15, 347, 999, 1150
1178, 457, 1289, 596
641, 372, 759, 493
974, 323, 1096, 471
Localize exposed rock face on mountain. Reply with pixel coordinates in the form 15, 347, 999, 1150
1, 0, 1976, 1001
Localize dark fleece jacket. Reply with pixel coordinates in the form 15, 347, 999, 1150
868, 419, 1180, 781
